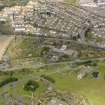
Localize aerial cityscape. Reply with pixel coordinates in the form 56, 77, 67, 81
0, 0, 105, 105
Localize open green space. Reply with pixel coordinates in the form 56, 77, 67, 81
7, 37, 42, 60
48, 61, 105, 105
50, 72, 105, 105
0, 68, 48, 104
64, 0, 76, 4
0, 61, 105, 105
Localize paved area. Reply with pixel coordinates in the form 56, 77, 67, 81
78, 0, 98, 7
0, 36, 14, 61
79, 0, 94, 4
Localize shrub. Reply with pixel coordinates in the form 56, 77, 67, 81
76, 60, 92, 66
24, 80, 39, 92
41, 75, 55, 83
0, 77, 18, 87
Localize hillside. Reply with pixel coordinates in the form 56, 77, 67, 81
0, 0, 28, 10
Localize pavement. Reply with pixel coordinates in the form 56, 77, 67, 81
78, 0, 98, 7
79, 0, 94, 4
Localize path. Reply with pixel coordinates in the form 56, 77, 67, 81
0, 36, 14, 61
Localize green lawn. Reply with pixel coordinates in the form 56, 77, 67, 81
0, 66, 55, 102
0, 75, 46, 105
0, 0, 28, 6
50, 72, 105, 105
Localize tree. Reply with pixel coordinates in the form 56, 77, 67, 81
41, 75, 55, 83
0, 19, 13, 35
0, 77, 18, 87
24, 80, 39, 92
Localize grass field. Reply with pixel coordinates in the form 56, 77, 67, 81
0, 62, 105, 105
64, 0, 76, 4
0, 0, 28, 6
0, 67, 48, 104
48, 61, 105, 105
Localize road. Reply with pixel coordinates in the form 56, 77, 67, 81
1, 56, 105, 89
1, 56, 105, 72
